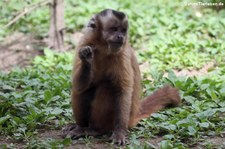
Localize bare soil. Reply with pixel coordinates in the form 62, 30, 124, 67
0, 32, 82, 72
0, 32, 44, 72
1, 129, 224, 148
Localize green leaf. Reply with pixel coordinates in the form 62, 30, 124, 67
0, 115, 10, 125
2, 85, 14, 91
160, 140, 173, 149
199, 122, 209, 128
44, 48, 54, 59
188, 126, 197, 136
219, 87, 225, 96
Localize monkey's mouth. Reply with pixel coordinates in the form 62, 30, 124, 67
109, 41, 123, 50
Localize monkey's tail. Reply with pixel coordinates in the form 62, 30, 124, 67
131, 86, 180, 126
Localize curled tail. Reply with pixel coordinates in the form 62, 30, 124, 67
130, 86, 180, 127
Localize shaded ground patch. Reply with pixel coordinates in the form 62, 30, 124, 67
0, 32, 43, 72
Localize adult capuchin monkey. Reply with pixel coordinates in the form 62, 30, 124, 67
62, 9, 180, 145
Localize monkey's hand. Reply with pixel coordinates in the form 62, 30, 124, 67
79, 45, 96, 63
111, 129, 127, 146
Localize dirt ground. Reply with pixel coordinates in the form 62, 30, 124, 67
1, 129, 224, 148
0, 32, 83, 72
0, 33, 224, 148
0, 32, 44, 72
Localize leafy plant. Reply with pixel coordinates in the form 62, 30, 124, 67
1, 0, 225, 148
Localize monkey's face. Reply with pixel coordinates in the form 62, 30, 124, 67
99, 9, 128, 53
102, 19, 128, 52
87, 9, 128, 53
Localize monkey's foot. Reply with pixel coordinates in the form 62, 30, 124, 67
62, 124, 102, 140
111, 130, 128, 146
61, 123, 77, 138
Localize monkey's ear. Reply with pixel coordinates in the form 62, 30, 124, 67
87, 15, 97, 29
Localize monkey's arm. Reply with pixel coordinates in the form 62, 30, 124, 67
73, 46, 94, 93
112, 87, 132, 145
112, 65, 134, 145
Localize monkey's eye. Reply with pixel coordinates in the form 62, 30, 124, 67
109, 27, 117, 32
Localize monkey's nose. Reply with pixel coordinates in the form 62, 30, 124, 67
117, 34, 123, 41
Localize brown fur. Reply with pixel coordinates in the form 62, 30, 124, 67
64, 9, 180, 145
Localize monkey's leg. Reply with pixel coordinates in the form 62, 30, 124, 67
89, 83, 116, 134
90, 83, 131, 145
72, 87, 96, 126
62, 87, 95, 138
67, 82, 115, 139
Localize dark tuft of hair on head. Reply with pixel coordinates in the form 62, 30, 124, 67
99, 9, 110, 16
99, 9, 126, 20
111, 10, 125, 20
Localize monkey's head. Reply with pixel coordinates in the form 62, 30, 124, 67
87, 9, 128, 54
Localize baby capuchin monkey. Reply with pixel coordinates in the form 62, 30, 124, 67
62, 9, 180, 145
